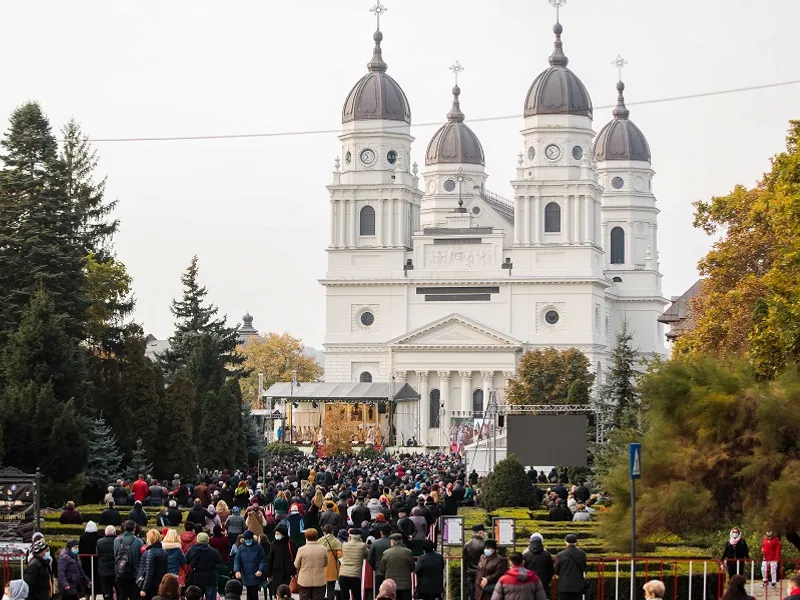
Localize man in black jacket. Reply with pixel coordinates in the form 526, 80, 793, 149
523, 535, 554, 597
573, 483, 590, 504
99, 502, 122, 527
368, 525, 392, 590
186, 533, 223, 600
548, 500, 571, 522
188, 499, 212, 527
415, 540, 444, 600
95, 526, 117, 600
462, 524, 486, 600
319, 502, 343, 535
350, 497, 371, 528
395, 508, 415, 541
166, 500, 183, 526
554, 534, 586, 600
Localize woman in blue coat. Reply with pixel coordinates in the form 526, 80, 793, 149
233, 531, 266, 600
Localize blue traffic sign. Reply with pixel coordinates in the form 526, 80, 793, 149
629, 443, 642, 480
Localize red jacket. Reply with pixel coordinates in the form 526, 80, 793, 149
132, 479, 150, 503
762, 536, 781, 561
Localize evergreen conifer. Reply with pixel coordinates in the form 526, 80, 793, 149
126, 438, 153, 481
86, 417, 123, 495
601, 321, 640, 431
156, 373, 197, 478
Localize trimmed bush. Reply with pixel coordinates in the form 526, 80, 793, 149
480, 455, 537, 512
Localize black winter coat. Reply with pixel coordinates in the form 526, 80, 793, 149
24, 557, 52, 600
99, 508, 122, 526
166, 507, 183, 526
554, 546, 586, 594
188, 505, 212, 526
319, 510, 342, 534
186, 544, 223, 588
522, 541, 554, 590
414, 551, 445, 596
96, 535, 117, 578
264, 539, 297, 584
462, 535, 485, 575
79, 532, 99, 578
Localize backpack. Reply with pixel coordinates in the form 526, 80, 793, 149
115, 538, 135, 579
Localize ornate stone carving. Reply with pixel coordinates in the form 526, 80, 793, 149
459, 371, 471, 379
416, 371, 429, 381
351, 304, 380, 332
502, 371, 516, 379
535, 302, 567, 333
438, 371, 451, 380
481, 371, 494, 381
393, 371, 407, 382
424, 245, 494, 269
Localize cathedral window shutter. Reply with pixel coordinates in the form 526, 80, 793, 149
544, 202, 561, 232
360, 206, 376, 236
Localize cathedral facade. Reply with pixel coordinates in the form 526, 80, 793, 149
322, 13, 667, 447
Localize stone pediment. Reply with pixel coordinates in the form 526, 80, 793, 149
389, 314, 522, 350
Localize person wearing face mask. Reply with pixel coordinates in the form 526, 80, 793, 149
463, 525, 486, 600
475, 540, 507, 600
761, 530, 781, 588
234, 531, 266, 600
4, 579, 29, 600
721, 528, 750, 579
58, 540, 90, 600
265, 525, 297, 598
24, 540, 52, 600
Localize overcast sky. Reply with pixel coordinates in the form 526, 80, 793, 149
1, 0, 797, 349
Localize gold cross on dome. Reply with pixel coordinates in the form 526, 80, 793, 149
449, 61, 465, 86
549, 0, 566, 22
611, 55, 628, 81
370, 1, 388, 31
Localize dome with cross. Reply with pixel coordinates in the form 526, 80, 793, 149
593, 80, 651, 162
524, 21, 592, 119
426, 80, 485, 166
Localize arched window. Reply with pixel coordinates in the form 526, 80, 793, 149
359, 371, 372, 383
360, 206, 376, 236
610, 227, 625, 264
429, 389, 441, 428
472, 389, 484, 414
544, 202, 561, 233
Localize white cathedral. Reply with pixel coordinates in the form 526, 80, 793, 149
319, 11, 668, 446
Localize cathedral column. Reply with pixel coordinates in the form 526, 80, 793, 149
330, 204, 337, 246
514, 199, 523, 244
395, 199, 402, 247
438, 371, 450, 428
377, 199, 384, 247
573, 194, 581, 243
583, 195, 591, 243
502, 371, 516, 405
349, 199, 357, 247
338, 200, 346, 248
388, 199, 395, 248
523, 197, 531, 245
534, 196, 542, 244
460, 371, 471, 413
416, 371, 429, 445
481, 371, 493, 414
565, 195, 572, 243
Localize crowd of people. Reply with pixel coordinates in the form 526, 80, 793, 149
11, 453, 798, 600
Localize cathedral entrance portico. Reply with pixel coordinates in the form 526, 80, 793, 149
387, 314, 522, 446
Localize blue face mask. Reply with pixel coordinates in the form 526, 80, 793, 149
245, 540, 254, 546
71, 548, 79, 556
275, 534, 283, 541
44, 552, 51, 562
483, 549, 493, 557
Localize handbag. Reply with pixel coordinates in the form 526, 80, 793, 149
288, 543, 300, 594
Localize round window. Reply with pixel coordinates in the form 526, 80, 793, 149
471, 206, 480, 215
544, 310, 560, 325
387, 150, 397, 164
360, 311, 375, 327
572, 145, 583, 160
527, 146, 535, 160
443, 179, 456, 192
612, 176, 624, 189
345, 151, 352, 164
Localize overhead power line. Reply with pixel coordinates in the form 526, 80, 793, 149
85, 78, 800, 143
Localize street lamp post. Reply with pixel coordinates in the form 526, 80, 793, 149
286, 370, 300, 444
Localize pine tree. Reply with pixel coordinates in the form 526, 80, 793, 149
0, 102, 87, 341
0, 289, 89, 484
601, 321, 640, 431
198, 390, 220, 468
156, 373, 198, 478
159, 256, 244, 382
242, 403, 265, 467
126, 438, 153, 481
480, 455, 537, 511
219, 380, 246, 467
86, 417, 123, 494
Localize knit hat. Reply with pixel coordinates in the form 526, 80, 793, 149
66, 539, 79, 550
197, 533, 210, 544
530, 533, 543, 542
225, 580, 243, 596
85, 521, 98, 534
243, 530, 254, 540
31, 539, 48, 555
232, 506, 240, 513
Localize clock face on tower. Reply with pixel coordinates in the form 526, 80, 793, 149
545, 144, 561, 161
360, 149, 376, 165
